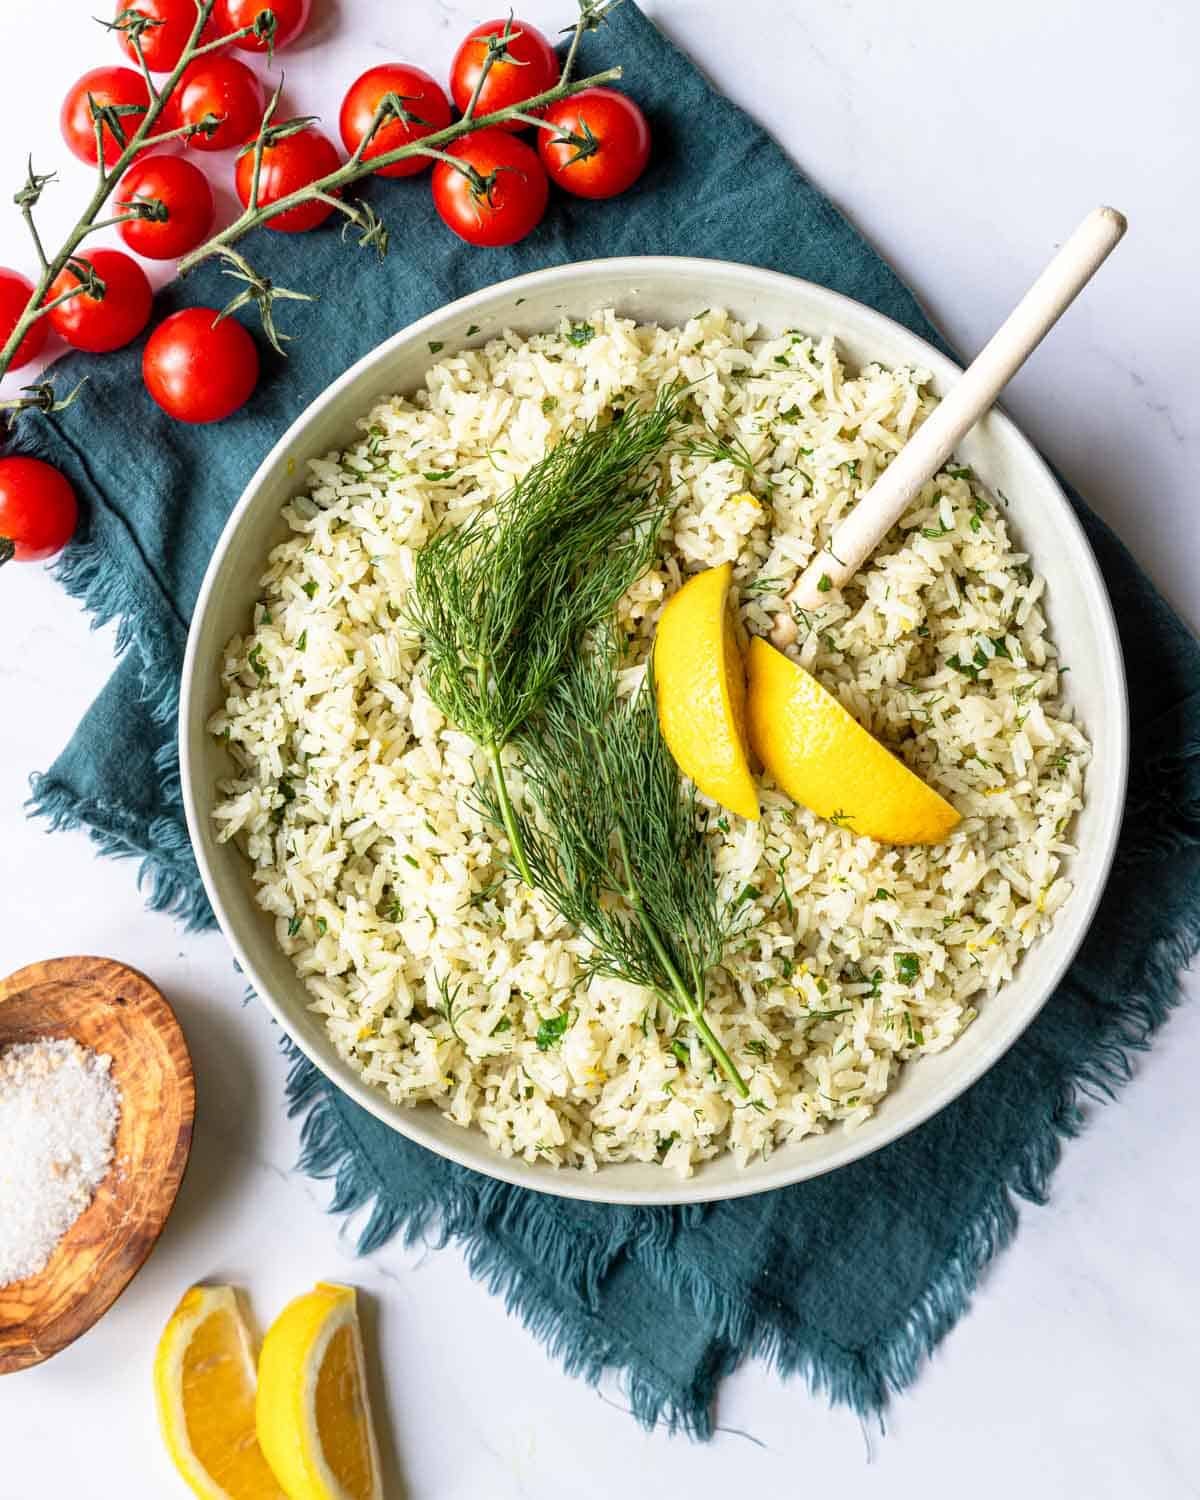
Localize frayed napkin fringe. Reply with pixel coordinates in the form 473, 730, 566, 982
278, 890, 1199, 1432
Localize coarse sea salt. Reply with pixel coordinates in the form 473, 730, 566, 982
0, 1037, 121, 1287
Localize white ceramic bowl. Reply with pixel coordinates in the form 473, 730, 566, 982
180, 257, 1128, 1205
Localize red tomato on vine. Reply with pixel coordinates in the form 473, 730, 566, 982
448, 18, 559, 130
60, 67, 152, 168
431, 130, 548, 247
115, 0, 215, 72
235, 125, 342, 231
117, 156, 214, 260
339, 65, 452, 178
167, 56, 266, 152
215, 0, 311, 52
538, 88, 651, 199
46, 249, 152, 353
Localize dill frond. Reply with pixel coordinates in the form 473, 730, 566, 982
406, 385, 684, 882
479, 639, 749, 1097
681, 427, 758, 483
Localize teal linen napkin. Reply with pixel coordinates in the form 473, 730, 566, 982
16, 3, 1200, 1433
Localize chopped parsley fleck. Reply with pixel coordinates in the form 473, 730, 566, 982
921, 521, 953, 539
403, 853, 419, 869
734, 882, 762, 907
423, 469, 456, 482
541, 395, 558, 415
296, 629, 307, 651
315, 917, 327, 936
872, 888, 893, 901
946, 465, 974, 481
745, 1038, 770, 1060
895, 953, 921, 985
287, 914, 302, 937
947, 643, 990, 681
656, 1132, 678, 1158
492, 1016, 512, 1034
465, 323, 480, 336
535, 1011, 570, 1051
773, 353, 789, 367
843, 460, 859, 479
427, 340, 444, 353
565, 322, 595, 346
817, 573, 833, 593
779, 404, 801, 423
302, 580, 318, 599
671, 1039, 690, 1067
247, 643, 267, 679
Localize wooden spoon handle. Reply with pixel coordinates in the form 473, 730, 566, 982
782, 206, 1127, 619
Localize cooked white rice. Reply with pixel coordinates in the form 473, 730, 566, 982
210, 308, 1088, 1176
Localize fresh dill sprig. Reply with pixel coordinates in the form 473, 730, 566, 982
432, 972, 471, 1042
479, 639, 749, 1096
681, 428, 758, 483
406, 386, 684, 884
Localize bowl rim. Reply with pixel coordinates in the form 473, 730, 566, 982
179, 254, 1129, 1205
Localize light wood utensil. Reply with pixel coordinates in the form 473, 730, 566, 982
0, 957, 194, 1375
775, 206, 1127, 639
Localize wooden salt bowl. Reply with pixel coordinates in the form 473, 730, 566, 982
0, 957, 194, 1374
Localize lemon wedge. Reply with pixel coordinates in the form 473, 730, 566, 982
256, 1282, 382, 1500
653, 562, 759, 820
745, 635, 960, 845
154, 1284, 287, 1500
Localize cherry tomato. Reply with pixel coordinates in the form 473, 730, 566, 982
538, 88, 650, 200
115, 0, 216, 72
143, 307, 259, 423
0, 269, 47, 370
235, 125, 341, 231
117, 155, 214, 260
61, 67, 152, 168
215, 0, 311, 52
448, 18, 558, 132
0, 458, 78, 565
46, 249, 153, 354
339, 64, 452, 179
166, 56, 266, 152
431, 130, 548, 248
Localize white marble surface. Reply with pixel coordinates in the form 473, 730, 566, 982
1, 1, 1198, 1495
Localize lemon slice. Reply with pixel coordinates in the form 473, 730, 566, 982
154, 1284, 287, 1500
745, 635, 960, 845
256, 1282, 382, 1500
653, 561, 759, 820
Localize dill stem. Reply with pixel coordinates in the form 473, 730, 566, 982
485, 742, 535, 889
614, 828, 749, 1097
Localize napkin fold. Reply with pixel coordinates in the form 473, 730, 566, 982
17, 2, 1200, 1435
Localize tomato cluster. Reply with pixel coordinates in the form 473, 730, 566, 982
0, 4, 653, 565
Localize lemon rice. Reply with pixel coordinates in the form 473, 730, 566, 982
210, 308, 1088, 1176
